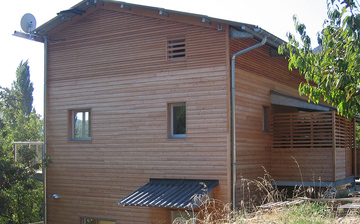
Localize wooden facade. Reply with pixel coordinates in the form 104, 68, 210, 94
46, 4, 229, 224
37, 0, 356, 223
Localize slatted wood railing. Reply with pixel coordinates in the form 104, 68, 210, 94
270, 111, 356, 182
271, 112, 334, 149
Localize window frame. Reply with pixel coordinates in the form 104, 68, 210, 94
70, 109, 91, 141
169, 102, 186, 139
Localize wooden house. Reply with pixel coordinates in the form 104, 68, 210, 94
24, 0, 356, 223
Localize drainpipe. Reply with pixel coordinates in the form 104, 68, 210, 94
41, 34, 48, 224
231, 36, 267, 210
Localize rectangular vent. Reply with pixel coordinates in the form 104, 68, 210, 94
167, 38, 186, 60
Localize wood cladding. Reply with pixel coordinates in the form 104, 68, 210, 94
46, 7, 229, 224
47, 8, 226, 82
230, 38, 304, 89
232, 66, 301, 202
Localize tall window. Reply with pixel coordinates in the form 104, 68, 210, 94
71, 109, 91, 140
169, 103, 186, 138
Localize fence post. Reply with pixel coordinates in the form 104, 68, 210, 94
353, 118, 357, 177
14, 143, 17, 162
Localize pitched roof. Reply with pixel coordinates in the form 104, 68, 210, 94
118, 179, 219, 209
33, 0, 286, 49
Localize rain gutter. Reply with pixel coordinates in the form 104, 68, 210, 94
42, 34, 48, 224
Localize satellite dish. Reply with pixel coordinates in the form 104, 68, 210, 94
21, 13, 36, 33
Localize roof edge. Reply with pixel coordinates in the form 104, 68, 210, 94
34, 0, 287, 48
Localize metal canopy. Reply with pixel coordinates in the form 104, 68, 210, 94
118, 179, 219, 209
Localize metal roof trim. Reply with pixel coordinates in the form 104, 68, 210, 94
118, 179, 219, 209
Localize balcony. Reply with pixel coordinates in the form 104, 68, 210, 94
270, 111, 356, 187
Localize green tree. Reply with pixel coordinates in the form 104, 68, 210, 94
279, 0, 360, 118
0, 61, 43, 223
14, 60, 34, 116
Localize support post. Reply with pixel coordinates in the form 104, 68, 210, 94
332, 111, 336, 182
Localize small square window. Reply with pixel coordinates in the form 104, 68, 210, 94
169, 103, 186, 139
70, 109, 91, 141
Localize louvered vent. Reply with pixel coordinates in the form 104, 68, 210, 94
167, 38, 186, 60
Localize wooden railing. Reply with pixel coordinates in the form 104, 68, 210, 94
270, 111, 356, 182
271, 111, 353, 149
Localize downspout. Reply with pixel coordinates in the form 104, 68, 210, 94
231, 36, 267, 210
42, 34, 48, 224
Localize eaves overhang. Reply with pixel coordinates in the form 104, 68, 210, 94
270, 90, 337, 112
33, 0, 286, 49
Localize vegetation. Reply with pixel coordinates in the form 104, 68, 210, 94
279, 0, 360, 118
14, 60, 34, 116
175, 170, 360, 224
0, 61, 43, 223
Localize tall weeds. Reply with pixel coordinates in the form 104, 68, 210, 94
173, 164, 360, 224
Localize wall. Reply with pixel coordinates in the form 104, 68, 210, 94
46, 6, 229, 223
230, 37, 304, 203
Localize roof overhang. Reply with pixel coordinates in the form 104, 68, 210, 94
118, 179, 219, 209
28, 0, 286, 49
271, 91, 336, 111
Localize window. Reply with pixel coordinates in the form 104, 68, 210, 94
169, 103, 186, 138
81, 218, 115, 224
167, 37, 186, 60
263, 106, 270, 132
70, 109, 91, 141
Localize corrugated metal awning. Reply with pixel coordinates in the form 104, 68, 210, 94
118, 179, 219, 209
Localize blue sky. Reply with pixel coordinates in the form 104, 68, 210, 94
2, 0, 328, 116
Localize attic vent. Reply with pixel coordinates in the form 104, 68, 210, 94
167, 38, 186, 60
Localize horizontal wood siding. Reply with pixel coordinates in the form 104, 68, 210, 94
271, 148, 334, 181
229, 36, 304, 202
46, 7, 229, 224
230, 38, 304, 89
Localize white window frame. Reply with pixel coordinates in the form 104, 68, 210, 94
170, 103, 186, 139
72, 109, 91, 141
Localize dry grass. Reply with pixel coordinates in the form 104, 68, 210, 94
173, 168, 360, 224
